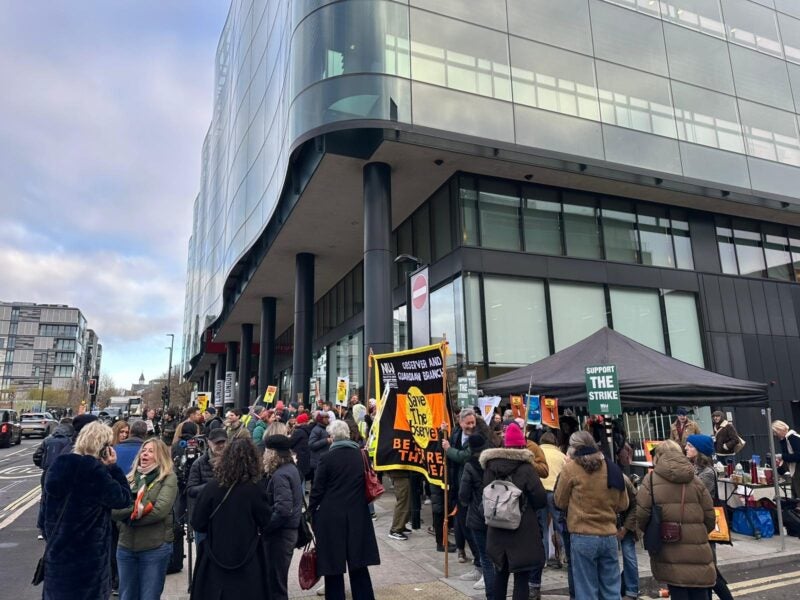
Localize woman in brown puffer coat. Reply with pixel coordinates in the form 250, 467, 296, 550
636, 442, 716, 600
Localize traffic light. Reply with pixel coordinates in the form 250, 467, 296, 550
88, 377, 98, 397
161, 385, 169, 403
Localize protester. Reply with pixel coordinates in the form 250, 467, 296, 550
387, 469, 411, 541
143, 408, 159, 438
772, 420, 800, 498
185, 407, 203, 426
160, 408, 178, 446
252, 409, 272, 447
34, 417, 75, 540
264, 434, 304, 600
618, 474, 639, 600
112, 420, 131, 445
41, 421, 131, 600
190, 438, 270, 600
537, 431, 567, 569
202, 407, 223, 434
225, 408, 252, 441
290, 411, 313, 486
246, 405, 265, 433
309, 411, 332, 480
116, 420, 148, 475
712, 411, 742, 460
459, 434, 493, 596
669, 408, 701, 450
309, 419, 380, 600
479, 422, 546, 600
554, 431, 628, 600
637, 440, 716, 600
686, 434, 734, 600
113, 438, 178, 600
517, 420, 549, 479
186, 427, 228, 547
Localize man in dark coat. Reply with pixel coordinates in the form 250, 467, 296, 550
289, 413, 313, 484
308, 412, 331, 478
309, 420, 380, 599
712, 410, 742, 460
35, 419, 75, 537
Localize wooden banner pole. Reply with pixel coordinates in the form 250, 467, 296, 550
366, 348, 374, 404
440, 338, 450, 578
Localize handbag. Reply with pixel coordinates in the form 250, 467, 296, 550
660, 484, 685, 543
295, 494, 313, 550
362, 449, 384, 503
642, 473, 664, 555
33, 490, 72, 585
298, 543, 320, 590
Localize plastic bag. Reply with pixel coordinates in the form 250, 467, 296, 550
731, 507, 774, 538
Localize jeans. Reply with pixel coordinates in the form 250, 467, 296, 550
117, 543, 172, 600
194, 530, 206, 548
538, 492, 564, 561
266, 527, 298, 600
493, 561, 530, 600
562, 524, 575, 599
620, 531, 639, 598
470, 528, 495, 600
455, 504, 480, 566
570, 533, 620, 600
325, 567, 375, 600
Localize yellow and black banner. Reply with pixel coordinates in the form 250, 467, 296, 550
372, 343, 453, 488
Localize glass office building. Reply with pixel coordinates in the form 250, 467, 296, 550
183, 0, 800, 450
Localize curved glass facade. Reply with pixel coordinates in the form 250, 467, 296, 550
184, 0, 800, 367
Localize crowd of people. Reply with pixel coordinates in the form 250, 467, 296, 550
30, 396, 797, 600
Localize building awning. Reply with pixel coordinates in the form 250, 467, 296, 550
479, 327, 768, 408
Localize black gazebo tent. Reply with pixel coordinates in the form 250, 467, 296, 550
480, 327, 768, 408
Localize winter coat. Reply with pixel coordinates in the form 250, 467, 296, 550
186, 452, 216, 518
113, 471, 178, 552
539, 443, 566, 492
190, 479, 271, 600
636, 449, 716, 588
480, 447, 547, 573
525, 440, 550, 480
713, 420, 740, 455
670, 419, 701, 449
694, 464, 717, 498
34, 424, 74, 471
203, 415, 224, 435
42, 454, 131, 600
459, 456, 486, 531
114, 437, 144, 476
252, 419, 268, 447
226, 422, 251, 441
161, 420, 178, 447
309, 442, 380, 576
289, 423, 313, 477
308, 423, 330, 469
619, 475, 638, 538
779, 431, 800, 475
554, 457, 629, 536
265, 462, 303, 532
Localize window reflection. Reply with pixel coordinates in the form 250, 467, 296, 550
659, 0, 726, 38
720, 0, 784, 58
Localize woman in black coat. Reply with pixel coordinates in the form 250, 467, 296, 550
309, 420, 380, 600
190, 438, 271, 600
41, 421, 131, 600
479, 423, 546, 600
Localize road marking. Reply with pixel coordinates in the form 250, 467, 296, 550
0, 489, 40, 530
728, 569, 800, 590
2, 485, 41, 514
0, 480, 22, 494
640, 571, 800, 598
734, 576, 800, 595
0, 446, 34, 461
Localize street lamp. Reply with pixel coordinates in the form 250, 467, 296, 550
165, 333, 174, 410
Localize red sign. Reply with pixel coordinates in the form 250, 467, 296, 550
411, 273, 428, 310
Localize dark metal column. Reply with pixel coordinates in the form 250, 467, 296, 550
258, 297, 277, 399
225, 342, 237, 408
239, 324, 253, 410
292, 253, 314, 405
363, 162, 393, 388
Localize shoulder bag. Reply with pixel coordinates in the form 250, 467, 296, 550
642, 473, 664, 555
660, 483, 686, 543
204, 484, 262, 570
32, 490, 72, 585
295, 492, 313, 549
362, 449, 384, 503
298, 493, 319, 591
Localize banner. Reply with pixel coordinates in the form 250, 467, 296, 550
196, 392, 210, 413
224, 371, 235, 404
526, 394, 541, 425
336, 376, 349, 406
373, 343, 453, 488
510, 395, 525, 420
214, 380, 224, 408
585, 364, 622, 415
479, 396, 501, 425
263, 385, 277, 405
541, 396, 559, 428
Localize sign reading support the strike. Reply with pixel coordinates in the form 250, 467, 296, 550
585, 364, 622, 415
372, 343, 452, 488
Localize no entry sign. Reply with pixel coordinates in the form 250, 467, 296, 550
411, 272, 428, 309
409, 266, 430, 348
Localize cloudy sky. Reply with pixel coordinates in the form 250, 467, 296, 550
0, 2, 229, 390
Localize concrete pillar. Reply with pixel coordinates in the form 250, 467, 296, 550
292, 253, 314, 406
239, 324, 253, 410
258, 297, 277, 399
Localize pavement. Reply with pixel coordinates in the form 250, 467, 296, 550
163, 486, 800, 600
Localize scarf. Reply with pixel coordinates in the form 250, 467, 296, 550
131, 466, 160, 520
330, 439, 359, 451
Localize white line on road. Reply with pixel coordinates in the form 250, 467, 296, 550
0, 480, 22, 494
0, 489, 40, 530
0, 447, 34, 461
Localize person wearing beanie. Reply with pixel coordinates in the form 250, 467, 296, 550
308, 411, 332, 481
290, 412, 314, 487
71, 413, 98, 440
202, 406, 224, 435
479, 422, 547, 600
296, 412, 310, 425
511, 418, 549, 480
458, 434, 493, 595
670, 407, 701, 450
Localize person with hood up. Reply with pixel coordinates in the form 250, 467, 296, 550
772, 420, 800, 498
263, 434, 304, 600
636, 439, 716, 600
459, 434, 494, 597
712, 410, 742, 460
309, 411, 332, 481
202, 407, 223, 434
480, 422, 547, 600
554, 431, 628, 600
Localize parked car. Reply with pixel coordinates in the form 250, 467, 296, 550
0, 409, 23, 447
21, 412, 57, 438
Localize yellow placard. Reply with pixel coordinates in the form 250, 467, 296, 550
264, 385, 277, 405
709, 506, 731, 543
196, 392, 210, 413
336, 377, 349, 406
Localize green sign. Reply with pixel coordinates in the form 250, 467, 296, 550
457, 377, 469, 409
585, 364, 621, 415
467, 370, 478, 407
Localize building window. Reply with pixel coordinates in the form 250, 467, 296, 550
523, 187, 562, 255
478, 180, 521, 251
609, 287, 665, 352
602, 198, 639, 263
563, 192, 602, 259
664, 290, 704, 367
549, 281, 608, 351
483, 276, 549, 365
763, 224, 793, 281
637, 204, 675, 268
716, 223, 738, 274
393, 305, 407, 352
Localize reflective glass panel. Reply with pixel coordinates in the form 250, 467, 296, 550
763, 225, 793, 280
659, 0, 726, 38
671, 210, 695, 269
778, 13, 800, 64
430, 282, 458, 366
510, 37, 600, 121
463, 273, 485, 363
734, 220, 766, 277
664, 291, 705, 367
431, 184, 453, 260
411, 0, 508, 31
393, 305, 408, 351
738, 99, 800, 166
460, 176, 479, 246
789, 231, 800, 280
776, 0, 800, 19
563, 192, 602, 259
591, 0, 668, 75
479, 180, 521, 251
663, 22, 735, 94
601, 198, 639, 263
550, 282, 608, 351
413, 204, 432, 265
523, 187, 563, 255
610, 287, 666, 352
507, 0, 593, 55
729, 45, 794, 112
604, 0, 661, 16
596, 61, 677, 138
716, 224, 739, 274
638, 204, 676, 267
671, 81, 744, 153
721, 0, 783, 57
484, 277, 550, 365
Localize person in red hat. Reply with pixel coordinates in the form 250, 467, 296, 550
290, 411, 314, 487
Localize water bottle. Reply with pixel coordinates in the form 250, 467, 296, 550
734, 462, 744, 483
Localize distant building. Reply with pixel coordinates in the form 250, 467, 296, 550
131, 372, 146, 394
0, 302, 100, 403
